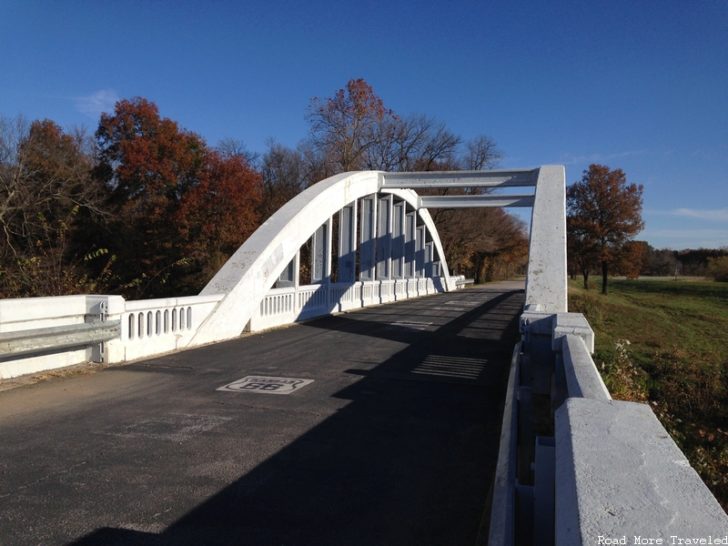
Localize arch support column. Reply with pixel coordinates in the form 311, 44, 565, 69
526, 165, 567, 313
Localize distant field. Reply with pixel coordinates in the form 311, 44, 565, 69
568, 278, 727, 509
609, 275, 708, 282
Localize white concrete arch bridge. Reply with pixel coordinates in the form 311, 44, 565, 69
0, 166, 725, 545
187, 165, 565, 348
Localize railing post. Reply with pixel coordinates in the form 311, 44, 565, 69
311, 222, 327, 283
377, 194, 393, 282
338, 201, 358, 283
392, 201, 405, 279
359, 196, 376, 282
405, 210, 416, 279
324, 216, 333, 282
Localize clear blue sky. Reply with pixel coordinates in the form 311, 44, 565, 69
2, 0, 726, 249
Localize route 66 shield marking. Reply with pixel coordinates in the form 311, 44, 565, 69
217, 375, 314, 395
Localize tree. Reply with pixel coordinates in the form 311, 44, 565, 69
175, 151, 262, 291
216, 137, 259, 165
617, 240, 649, 279
307, 78, 398, 173
567, 222, 599, 288
567, 164, 644, 294
94, 98, 209, 296
707, 256, 728, 282
303, 78, 524, 282
258, 141, 309, 218
644, 246, 678, 276
463, 135, 501, 170
0, 117, 106, 296
437, 207, 528, 281
94, 98, 263, 297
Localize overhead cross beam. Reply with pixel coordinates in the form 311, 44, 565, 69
381, 169, 538, 189
417, 194, 535, 208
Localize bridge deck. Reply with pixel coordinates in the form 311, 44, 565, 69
0, 283, 524, 546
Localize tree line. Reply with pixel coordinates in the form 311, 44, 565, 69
0, 79, 528, 299
610, 244, 728, 280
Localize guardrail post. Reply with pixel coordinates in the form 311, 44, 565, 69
89, 300, 107, 363
101, 295, 127, 364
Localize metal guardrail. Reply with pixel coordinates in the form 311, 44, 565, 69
0, 321, 121, 360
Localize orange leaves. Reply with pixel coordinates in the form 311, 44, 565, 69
567, 164, 644, 249
307, 78, 399, 172
567, 164, 645, 292
97, 98, 207, 203
94, 97, 263, 296
176, 151, 263, 251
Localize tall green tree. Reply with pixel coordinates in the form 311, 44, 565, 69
567, 164, 644, 294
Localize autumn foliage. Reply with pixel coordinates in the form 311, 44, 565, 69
303, 79, 525, 280
0, 118, 102, 295
2, 79, 527, 298
567, 164, 644, 293
176, 151, 262, 287
308, 78, 397, 173
616, 240, 649, 279
91, 98, 262, 297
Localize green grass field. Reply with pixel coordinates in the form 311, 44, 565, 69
568, 278, 727, 509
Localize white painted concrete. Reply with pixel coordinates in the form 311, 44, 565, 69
382, 169, 538, 188
0, 295, 90, 333
525, 165, 567, 313
382, 188, 455, 291
249, 278, 446, 332
555, 398, 728, 545
5, 164, 726, 546
419, 194, 534, 208
192, 172, 454, 346
553, 312, 594, 353
0, 295, 105, 379
487, 343, 522, 546
559, 334, 610, 400
105, 294, 224, 363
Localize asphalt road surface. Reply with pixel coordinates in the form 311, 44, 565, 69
0, 283, 524, 546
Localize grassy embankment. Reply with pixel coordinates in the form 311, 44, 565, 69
568, 278, 727, 509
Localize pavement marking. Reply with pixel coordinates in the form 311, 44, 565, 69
388, 320, 433, 331
217, 375, 314, 395
100, 414, 233, 443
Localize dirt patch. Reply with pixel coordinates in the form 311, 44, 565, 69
0, 361, 104, 393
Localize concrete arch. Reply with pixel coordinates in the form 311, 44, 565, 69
190, 171, 453, 346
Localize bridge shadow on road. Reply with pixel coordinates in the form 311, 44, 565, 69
70, 288, 523, 546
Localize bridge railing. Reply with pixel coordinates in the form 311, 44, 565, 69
250, 277, 446, 332
106, 294, 225, 363
487, 162, 727, 543
0, 275, 454, 379
489, 310, 728, 545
